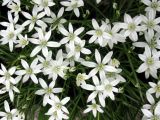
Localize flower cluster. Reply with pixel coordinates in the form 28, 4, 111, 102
0, 0, 160, 119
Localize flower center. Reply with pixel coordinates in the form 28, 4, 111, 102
97, 63, 104, 70
151, 115, 160, 120
13, 4, 20, 11
151, 2, 159, 9
45, 88, 52, 94
72, 2, 78, 8
7, 112, 12, 120
43, 61, 49, 68
53, 111, 57, 117
42, 0, 48, 7
32, 16, 37, 22
40, 40, 47, 47
55, 103, 62, 110
147, 21, 155, 29
149, 37, 157, 49
77, 74, 85, 82
7, 32, 14, 40
92, 103, 97, 109
20, 39, 28, 46
53, 66, 61, 73
96, 29, 103, 36
156, 85, 160, 92
128, 23, 136, 31
147, 57, 154, 65
68, 33, 75, 41
105, 84, 112, 92
5, 72, 11, 80
26, 68, 33, 75
75, 45, 81, 52
106, 72, 116, 78
108, 31, 113, 36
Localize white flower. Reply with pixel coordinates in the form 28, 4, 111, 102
0, 11, 19, 27
59, 23, 84, 48
15, 34, 29, 48
0, 64, 16, 89
141, 92, 160, 120
117, 14, 144, 41
29, 28, 60, 57
81, 76, 105, 107
66, 40, 91, 60
7, 0, 21, 16
2, 0, 19, 6
81, 49, 117, 79
0, 83, 20, 102
76, 73, 89, 86
101, 79, 119, 100
141, 0, 160, 13
83, 100, 103, 118
141, 11, 160, 38
35, 78, 63, 106
15, 58, 42, 84
37, 51, 53, 74
32, 0, 55, 16
136, 45, 160, 79
102, 22, 126, 49
0, 100, 18, 119
15, 111, 25, 120
22, 6, 47, 32
43, 7, 66, 30
105, 69, 126, 83
147, 81, 160, 98
60, 0, 84, 17
96, 0, 101, 4
133, 32, 160, 52
46, 95, 70, 120
105, 59, 126, 83
0, 23, 23, 51
142, 93, 157, 111
87, 19, 111, 46
141, 103, 160, 120
45, 50, 69, 81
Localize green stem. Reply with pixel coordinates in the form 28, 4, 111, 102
97, 112, 100, 120
123, 44, 144, 102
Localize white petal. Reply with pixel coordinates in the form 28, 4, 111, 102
61, 97, 70, 105
39, 78, 48, 88
95, 49, 101, 64
87, 91, 97, 102
74, 8, 80, 17
99, 93, 105, 107
141, 109, 153, 117
146, 92, 155, 104
47, 42, 61, 47
124, 13, 133, 23
4, 100, 10, 112
102, 51, 113, 64
22, 12, 32, 19
89, 68, 98, 77
137, 63, 148, 73
31, 74, 38, 84
30, 46, 41, 57
74, 27, 84, 35
92, 19, 99, 29
81, 84, 95, 91
35, 89, 45, 95
59, 27, 69, 36
9, 90, 14, 102
81, 61, 97, 68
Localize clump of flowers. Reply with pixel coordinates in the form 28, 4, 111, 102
0, 0, 160, 120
